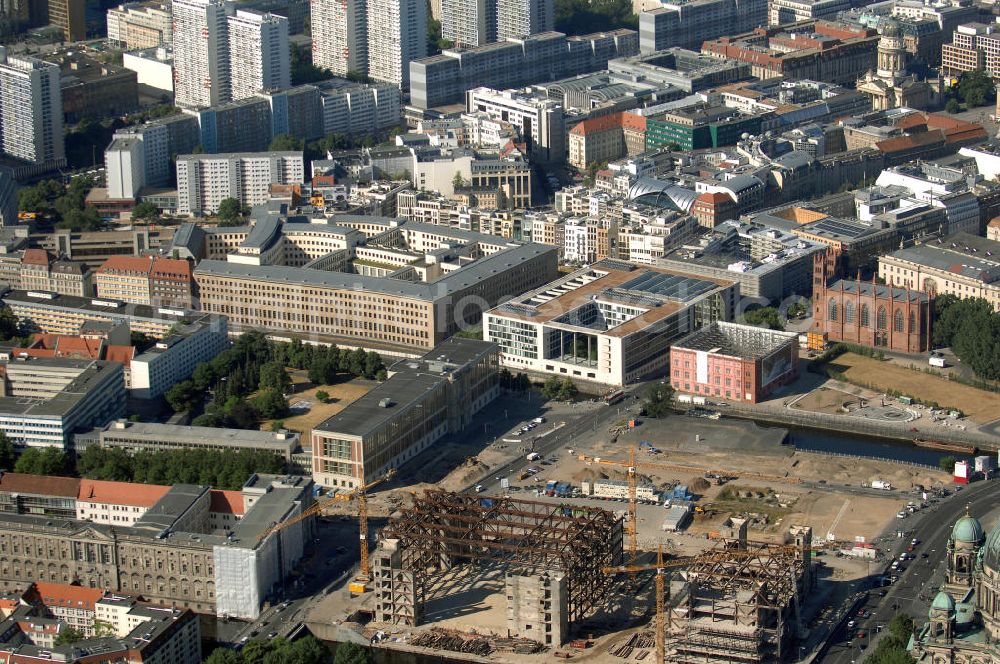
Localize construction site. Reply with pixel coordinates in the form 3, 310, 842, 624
302, 399, 951, 663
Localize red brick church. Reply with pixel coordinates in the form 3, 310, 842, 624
811, 251, 932, 353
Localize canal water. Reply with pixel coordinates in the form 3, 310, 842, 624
785, 426, 981, 467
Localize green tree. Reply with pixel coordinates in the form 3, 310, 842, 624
555, 0, 637, 35
269, 133, 304, 152
541, 375, 562, 399
217, 197, 247, 225
165, 380, 198, 413
54, 627, 86, 645
131, 200, 160, 221
945, 98, 961, 114
316, 390, 330, 402
939, 455, 957, 472
290, 43, 333, 84
259, 362, 292, 393
957, 68, 994, 108
741, 306, 784, 331
255, 388, 289, 419
643, 384, 673, 418
204, 648, 242, 664
333, 642, 372, 664
14, 447, 69, 476
0, 432, 15, 471
452, 171, 467, 189
557, 378, 577, 401
0, 307, 20, 342
889, 614, 914, 643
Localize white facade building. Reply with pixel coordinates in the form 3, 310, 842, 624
106, 2, 173, 49
318, 81, 401, 135
311, 0, 367, 76
466, 87, 565, 162
130, 319, 229, 399
227, 9, 290, 100
367, 0, 427, 89
175, 151, 305, 215
0, 47, 64, 165
106, 136, 145, 200
122, 45, 174, 92
173, 0, 232, 109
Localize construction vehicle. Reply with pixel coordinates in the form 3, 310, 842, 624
580, 445, 799, 562
255, 469, 395, 593
603, 542, 806, 663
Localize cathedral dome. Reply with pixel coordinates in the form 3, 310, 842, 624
880, 19, 901, 39
930, 591, 956, 619
952, 511, 985, 545
983, 521, 1000, 571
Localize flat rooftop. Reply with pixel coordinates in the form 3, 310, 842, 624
0, 358, 120, 419
674, 321, 798, 359
313, 371, 446, 438
3, 289, 204, 324
491, 260, 732, 338
884, 233, 1000, 283
102, 420, 299, 451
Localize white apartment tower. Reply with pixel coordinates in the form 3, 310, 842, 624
106, 2, 173, 49
367, 0, 427, 89
496, 0, 552, 40
227, 9, 290, 99
442, 0, 496, 46
175, 151, 304, 215
311, 0, 367, 76
173, 0, 233, 108
0, 47, 64, 165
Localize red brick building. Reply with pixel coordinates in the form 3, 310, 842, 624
812, 251, 932, 353
670, 321, 800, 404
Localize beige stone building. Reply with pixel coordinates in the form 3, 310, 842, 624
878, 232, 1000, 311
95, 255, 193, 308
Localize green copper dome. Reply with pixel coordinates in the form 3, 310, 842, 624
952, 510, 985, 544
929, 591, 956, 619
983, 521, 1000, 570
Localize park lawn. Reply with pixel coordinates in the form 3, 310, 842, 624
832, 352, 1000, 423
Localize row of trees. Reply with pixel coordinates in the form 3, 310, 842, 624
945, 68, 994, 113
498, 368, 532, 391
740, 306, 785, 331
932, 295, 1000, 380
541, 376, 578, 400
204, 635, 358, 664
76, 446, 285, 490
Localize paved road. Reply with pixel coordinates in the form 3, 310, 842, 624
818, 479, 1000, 664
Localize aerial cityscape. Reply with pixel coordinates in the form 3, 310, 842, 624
0, 0, 997, 661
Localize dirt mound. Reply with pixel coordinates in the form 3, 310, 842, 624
688, 477, 710, 493
571, 467, 608, 482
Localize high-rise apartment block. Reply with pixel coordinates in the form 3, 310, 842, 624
442, 0, 496, 46
48, 0, 85, 41
367, 0, 427, 88
0, 47, 64, 166
175, 151, 304, 215
173, 0, 288, 108
311, 0, 367, 75
410, 29, 638, 108
172, 0, 232, 108
311, 0, 426, 88
106, 2, 173, 49
496, 0, 552, 40
228, 9, 290, 99
639, 0, 768, 53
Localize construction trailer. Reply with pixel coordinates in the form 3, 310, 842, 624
666, 521, 814, 663
372, 490, 624, 647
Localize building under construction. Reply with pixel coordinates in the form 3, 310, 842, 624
666, 520, 814, 663
372, 490, 623, 647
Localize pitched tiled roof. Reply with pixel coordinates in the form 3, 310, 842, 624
21, 249, 50, 266
148, 257, 191, 281
570, 112, 624, 136
96, 256, 153, 275
209, 490, 245, 515
78, 479, 171, 507
0, 473, 79, 497
24, 583, 104, 613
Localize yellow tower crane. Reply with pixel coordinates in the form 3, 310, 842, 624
603, 543, 806, 663
580, 445, 799, 562
256, 469, 395, 592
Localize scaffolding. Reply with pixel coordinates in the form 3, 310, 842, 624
666, 528, 813, 664
372, 490, 624, 632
